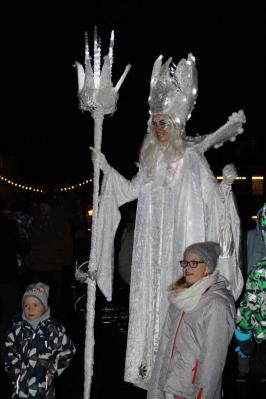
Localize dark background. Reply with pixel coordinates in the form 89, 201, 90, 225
1, 2, 265, 222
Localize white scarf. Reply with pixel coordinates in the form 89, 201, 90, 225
169, 272, 219, 312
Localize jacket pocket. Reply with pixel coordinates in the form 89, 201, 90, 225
192, 359, 199, 385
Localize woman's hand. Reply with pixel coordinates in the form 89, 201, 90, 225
222, 164, 237, 185
90, 147, 111, 174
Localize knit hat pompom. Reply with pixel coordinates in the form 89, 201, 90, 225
184, 241, 220, 272
22, 282, 49, 311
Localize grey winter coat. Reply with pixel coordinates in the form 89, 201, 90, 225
147, 275, 236, 399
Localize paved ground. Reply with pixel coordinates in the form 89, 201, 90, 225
0, 286, 264, 398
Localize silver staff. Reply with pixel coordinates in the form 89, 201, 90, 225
74, 28, 131, 399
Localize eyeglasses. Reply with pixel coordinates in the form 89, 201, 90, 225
151, 119, 172, 128
179, 260, 205, 268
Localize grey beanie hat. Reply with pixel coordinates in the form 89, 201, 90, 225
184, 241, 220, 272
22, 282, 49, 311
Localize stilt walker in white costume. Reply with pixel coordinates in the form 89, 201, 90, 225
92, 53, 246, 389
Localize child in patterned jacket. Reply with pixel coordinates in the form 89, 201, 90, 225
3, 282, 76, 398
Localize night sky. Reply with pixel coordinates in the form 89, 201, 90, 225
2, 2, 266, 189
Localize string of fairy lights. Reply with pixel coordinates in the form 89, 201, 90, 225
0, 174, 93, 193
1, 174, 264, 192
0, 174, 264, 219
0, 173, 264, 199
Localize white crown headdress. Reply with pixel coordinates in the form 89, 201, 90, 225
148, 53, 198, 127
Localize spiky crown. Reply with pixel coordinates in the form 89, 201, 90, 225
148, 53, 198, 127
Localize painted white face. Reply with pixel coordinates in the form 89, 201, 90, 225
182, 251, 209, 285
150, 113, 172, 144
23, 296, 45, 320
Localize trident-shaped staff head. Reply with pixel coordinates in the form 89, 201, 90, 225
75, 28, 131, 115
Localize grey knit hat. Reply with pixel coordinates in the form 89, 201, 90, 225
184, 241, 220, 272
22, 282, 49, 311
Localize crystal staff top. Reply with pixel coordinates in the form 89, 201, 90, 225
75, 28, 131, 115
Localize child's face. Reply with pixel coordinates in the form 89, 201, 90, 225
23, 296, 45, 320
182, 251, 209, 285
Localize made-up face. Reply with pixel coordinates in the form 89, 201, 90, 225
150, 113, 173, 144
23, 296, 45, 320
182, 251, 209, 285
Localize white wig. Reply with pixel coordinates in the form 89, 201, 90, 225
139, 116, 186, 182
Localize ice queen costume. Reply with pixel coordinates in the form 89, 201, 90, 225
95, 53, 246, 388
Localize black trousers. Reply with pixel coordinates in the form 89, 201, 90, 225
250, 341, 266, 379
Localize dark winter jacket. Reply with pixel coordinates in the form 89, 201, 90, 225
4, 313, 76, 398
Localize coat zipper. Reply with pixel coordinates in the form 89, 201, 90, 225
192, 359, 199, 384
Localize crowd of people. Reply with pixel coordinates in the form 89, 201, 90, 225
0, 51, 265, 399
1, 190, 264, 398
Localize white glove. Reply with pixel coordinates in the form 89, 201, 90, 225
90, 147, 111, 174
222, 164, 237, 185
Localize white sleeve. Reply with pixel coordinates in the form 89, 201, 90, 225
96, 168, 141, 301
196, 110, 246, 153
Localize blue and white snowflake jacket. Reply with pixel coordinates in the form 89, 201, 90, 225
4, 313, 76, 398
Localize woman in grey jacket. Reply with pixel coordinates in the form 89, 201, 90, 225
147, 241, 236, 399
